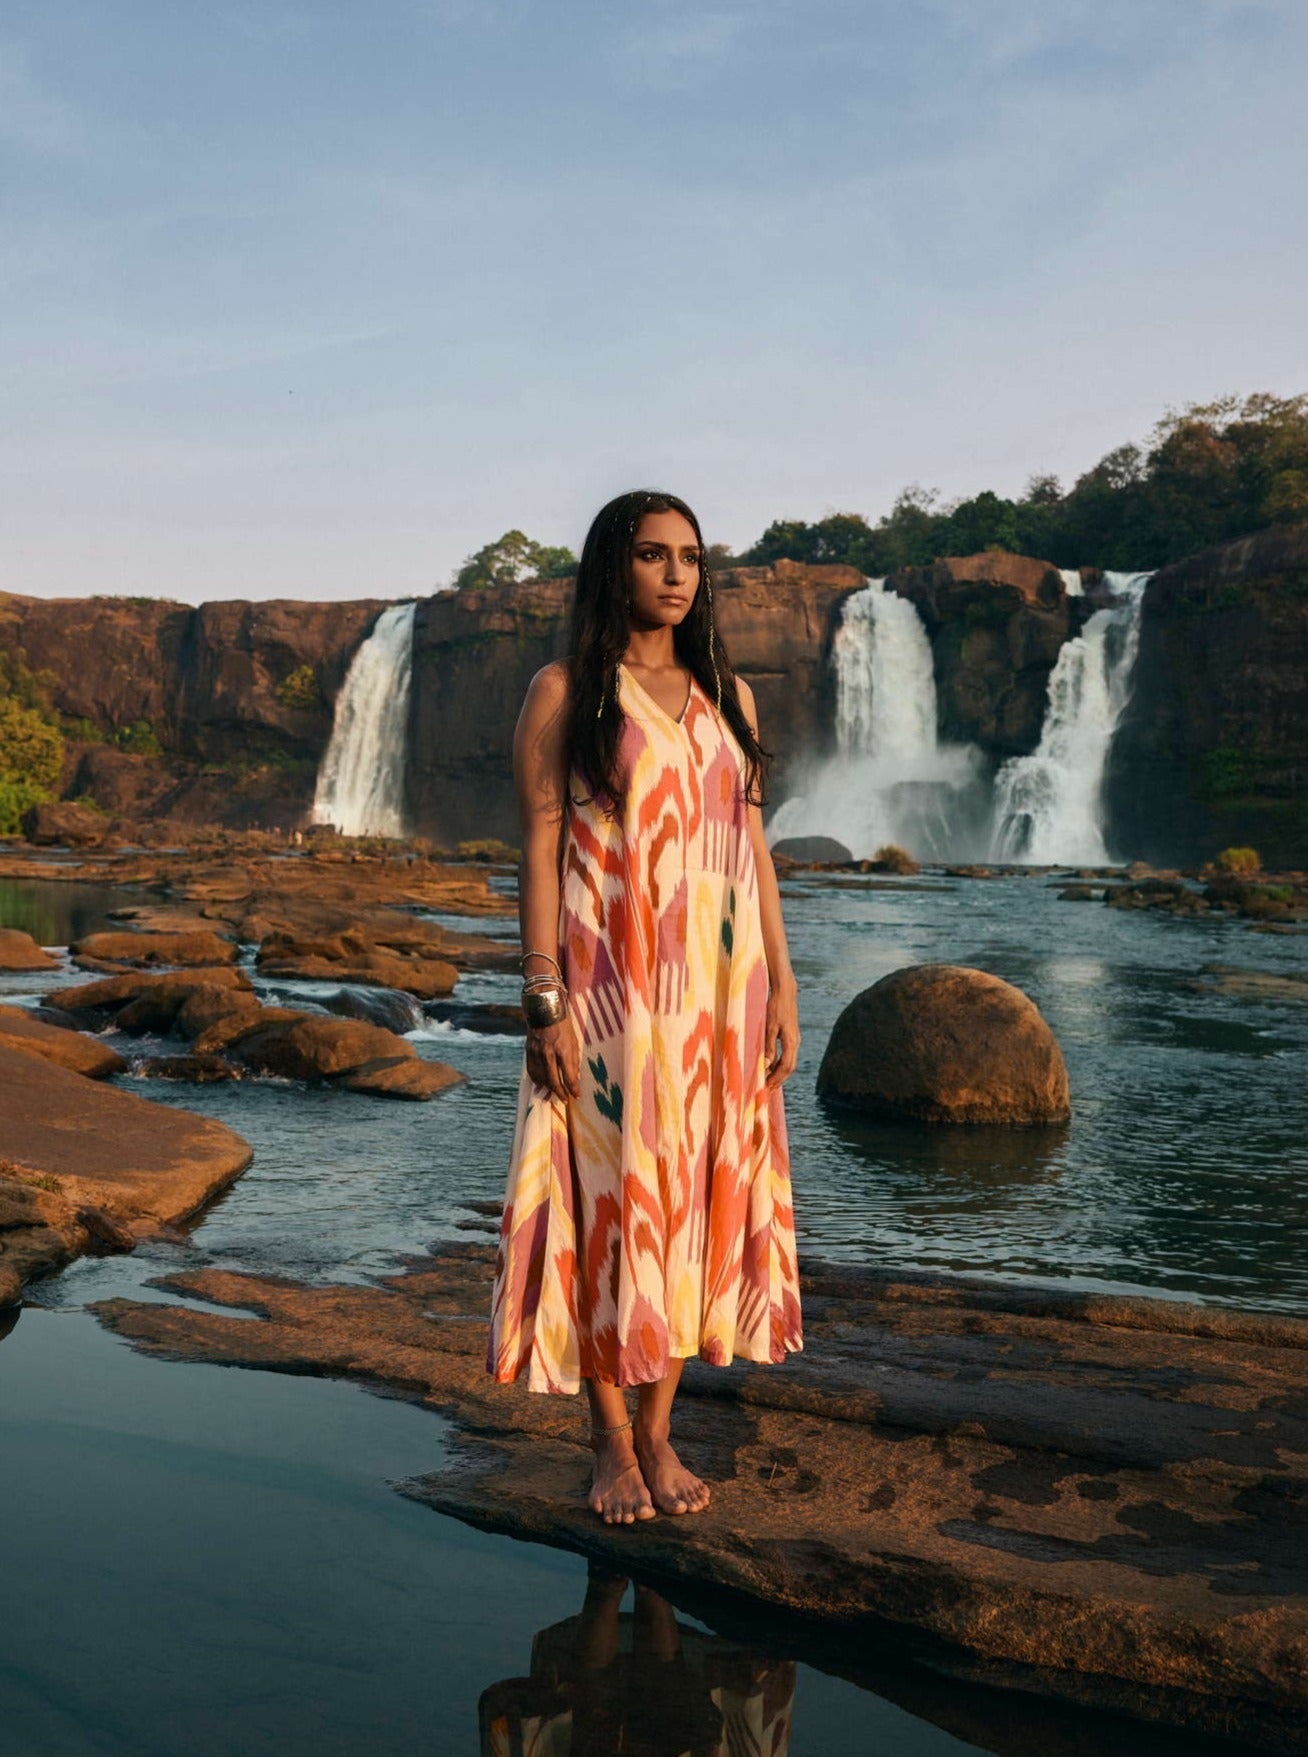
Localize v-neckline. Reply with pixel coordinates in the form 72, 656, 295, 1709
619, 662, 694, 728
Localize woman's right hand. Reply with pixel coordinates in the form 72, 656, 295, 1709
525, 1016, 582, 1103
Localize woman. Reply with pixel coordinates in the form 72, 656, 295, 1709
486, 488, 803, 1526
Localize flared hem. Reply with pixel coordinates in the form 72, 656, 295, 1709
487, 1333, 805, 1396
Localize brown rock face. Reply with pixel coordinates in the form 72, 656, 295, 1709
406, 563, 865, 844
0, 1005, 127, 1078
50, 967, 253, 1030
886, 553, 1074, 755
817, 964, 1071, 1124
0, 929, 57, 972
20, 800, 110, 846
1105, 520, 1308, 868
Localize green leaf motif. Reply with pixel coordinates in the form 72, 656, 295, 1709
588, 1053, 623, 1129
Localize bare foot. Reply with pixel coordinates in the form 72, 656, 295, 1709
633, 1427, 711, 1515
587, 1435, 656, 1525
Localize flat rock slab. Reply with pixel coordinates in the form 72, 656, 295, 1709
0, 1044, 252, 1304
91, 1244, 1308, 1748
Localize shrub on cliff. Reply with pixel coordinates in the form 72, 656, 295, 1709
0, 651, 65, 835
0, 697, 64, 834
275, 665, 322, 711
1213, 847, 1262, 875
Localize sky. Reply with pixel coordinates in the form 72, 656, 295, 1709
2, 0, 1306, 604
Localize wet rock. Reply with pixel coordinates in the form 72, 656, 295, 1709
75, 1204, 138, 1251
424, 999, 526, 1036
228, 1014, 416, 1081
817, 964, 1070, 1124
1057, 884, 1101, 901
133, 1053, 243, 1082
71, 928, 237, 970
0, 1044, 251, 1303
49, 967, 252, 1031
340, 1056, 465, 1100
0, 928, 58, 972
0, 1005, 127, 1078
90, 1246, 1308, 1744
191, 1005, 309, 1056
256, 945, 459, 999
174, 984, 263, 1041
323, 986, 425, 1034
770, 835, 854, 864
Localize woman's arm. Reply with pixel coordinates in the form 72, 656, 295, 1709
736, 678, 800, 1089
513, 661, 581, 1103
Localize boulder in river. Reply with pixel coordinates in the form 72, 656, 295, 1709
50, 966, 253, 1031
770, 835, 854, 865
323, 985, 425, 1034
71, 929, 237, 970
817, 963, 1070, 1124
0, 929, 58, 972
228, 1014, 417, 1081
0, 1005, 127, 1079
341, 1056, 466, 1100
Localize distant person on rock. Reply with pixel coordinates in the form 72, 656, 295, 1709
486, 488, 804, 1523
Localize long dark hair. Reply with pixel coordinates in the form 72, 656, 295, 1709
567, 489, 770, 814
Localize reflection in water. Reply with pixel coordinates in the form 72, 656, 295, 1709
0, 877, 128, 947
827, 1113, 1069, 1187
480, 1566, 794, 1757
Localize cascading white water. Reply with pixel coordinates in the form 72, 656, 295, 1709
989, 571, 1151, 864
311, 601, 416, 837
1060, 567, 1083, 598
768, 579, 985, 860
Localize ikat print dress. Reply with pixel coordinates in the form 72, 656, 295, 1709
487, 663, 803, 1393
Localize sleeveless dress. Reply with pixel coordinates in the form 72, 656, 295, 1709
486, 663, 804, 1394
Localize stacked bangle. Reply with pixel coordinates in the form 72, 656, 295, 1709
521, 951, 569, 1028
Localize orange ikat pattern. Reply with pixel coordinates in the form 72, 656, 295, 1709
487, 663, 803, 1394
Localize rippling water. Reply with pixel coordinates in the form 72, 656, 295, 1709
4, 869, 1307, 1313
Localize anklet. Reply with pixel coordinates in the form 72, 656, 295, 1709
590, 1418, 632, 1438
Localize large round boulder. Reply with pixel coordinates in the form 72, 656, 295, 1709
817, 964, 1070, 1125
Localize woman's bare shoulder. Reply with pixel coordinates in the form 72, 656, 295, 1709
518, 659, 571, 728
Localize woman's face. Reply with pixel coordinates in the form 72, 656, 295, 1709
627, 509, 701, 629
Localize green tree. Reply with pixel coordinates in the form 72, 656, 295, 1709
455, 530, 578, 590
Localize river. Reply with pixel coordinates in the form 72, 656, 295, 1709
2, 868, 1303, 1753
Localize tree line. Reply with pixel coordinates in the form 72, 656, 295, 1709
453, 392, 1308, 586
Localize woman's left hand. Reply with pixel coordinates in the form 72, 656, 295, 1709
764, 976, 800, 1089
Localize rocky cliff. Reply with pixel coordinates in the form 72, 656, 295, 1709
406, 561, 866, 843
0, 592, 386, 827
886, 552, 1079, 755
1106, 522, 1308, 868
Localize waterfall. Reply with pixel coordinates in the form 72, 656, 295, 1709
1060, 568, 1083, 598
768, 579, 985, 860
311, 602, 416, 837
989, 571, 1151, 864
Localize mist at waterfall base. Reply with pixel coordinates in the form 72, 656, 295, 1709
768, 579, 991, 863
311, 601, 416, 838
768, 574, 1152, 866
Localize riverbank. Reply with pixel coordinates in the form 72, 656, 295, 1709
93, 1241, 1308, 1749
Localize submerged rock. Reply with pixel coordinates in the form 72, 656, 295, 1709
817, 964, 1070, 1124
